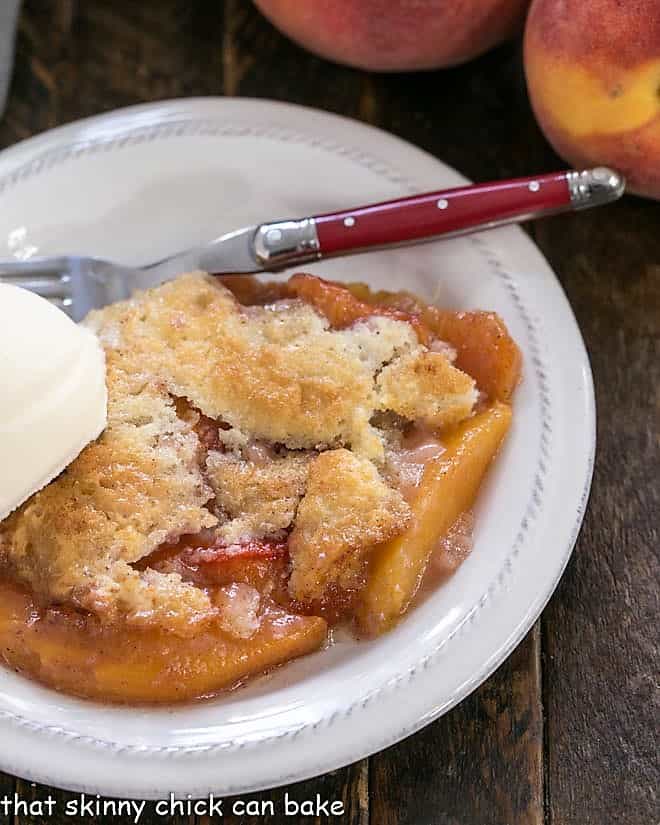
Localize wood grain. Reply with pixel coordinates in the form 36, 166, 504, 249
222, 0, 372, 119
0, 0, 226, 147
371, 627, 544, 825
0, 774, 13, 825
366, 43, 555, 185
533, 198, 660, 825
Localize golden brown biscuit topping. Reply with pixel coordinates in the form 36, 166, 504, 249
288, 449, 411, 602
0, 273, 478, 634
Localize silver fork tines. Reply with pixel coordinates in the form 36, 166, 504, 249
2, 275, 70, 297
0, 259, 75, 316
0, 225, 261, 321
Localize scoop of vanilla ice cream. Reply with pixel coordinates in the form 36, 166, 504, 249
0, 283, 107, 521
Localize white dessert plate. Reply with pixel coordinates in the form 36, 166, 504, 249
0, 98, 595, 799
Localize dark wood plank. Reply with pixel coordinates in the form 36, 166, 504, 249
371, 627, 544, 825
222, 0, 375, 121
0, 0, 226, 148
0, 774, 14, 825
533, 197, 660, 825
366, 42, 556, 184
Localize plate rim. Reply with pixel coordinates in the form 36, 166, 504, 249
0, 96, 596, 798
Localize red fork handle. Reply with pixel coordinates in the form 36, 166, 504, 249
315, 172, 571, 254
251, 167, 624, 269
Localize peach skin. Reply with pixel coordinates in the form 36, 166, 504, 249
524, 0, 660, 199
255, 0, 531, 72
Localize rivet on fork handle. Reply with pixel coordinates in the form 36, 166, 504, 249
253, 218, 321, 269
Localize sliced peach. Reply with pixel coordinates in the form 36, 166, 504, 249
343, 283, 522, 401
286, 273, 433, 344
356, 402, 512, 636
92, 610, 326, 703
424, 309, 522, 402
223, 275, 521, 400
0, 581, 326, 703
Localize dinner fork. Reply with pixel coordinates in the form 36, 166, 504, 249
0, 167, 624, 321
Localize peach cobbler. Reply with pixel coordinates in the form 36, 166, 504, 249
0, 272, 521, 703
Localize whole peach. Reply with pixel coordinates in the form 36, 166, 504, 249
254, 0, 531, 72
524, 0, 660, 199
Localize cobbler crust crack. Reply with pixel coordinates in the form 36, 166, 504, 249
0, 273, 477, 634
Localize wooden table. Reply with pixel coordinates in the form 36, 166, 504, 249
0, 2, 657, 823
